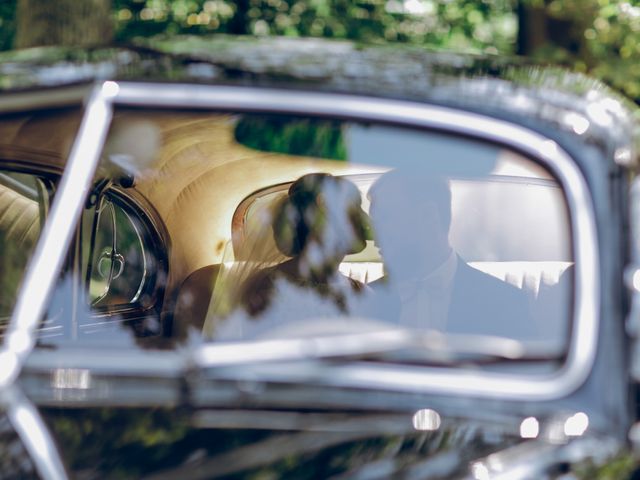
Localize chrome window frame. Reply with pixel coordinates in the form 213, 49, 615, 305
6, 81, 599, 403
0, 86, 94, 480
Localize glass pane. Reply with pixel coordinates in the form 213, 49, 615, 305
109, 202, 148, 305
0, 170, 50, 327
88, 196, 150, 308
89, 198, 116, 304
41, 109, 573, 366
0, 107, 80, 341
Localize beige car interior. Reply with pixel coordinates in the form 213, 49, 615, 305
0, 180, 41, 318
0, 108, 574, 342
0, 181, 40, 249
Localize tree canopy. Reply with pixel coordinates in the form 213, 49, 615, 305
1, 0, 639, 103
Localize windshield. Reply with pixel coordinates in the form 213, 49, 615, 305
37, 109, 573, 366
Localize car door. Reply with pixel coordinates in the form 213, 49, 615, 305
2, 80, 625, 479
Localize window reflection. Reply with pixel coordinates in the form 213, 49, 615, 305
31, 110, 573, 366
0, 171, 50, 328
210, 173, 370, 340
367, 171, 532, 338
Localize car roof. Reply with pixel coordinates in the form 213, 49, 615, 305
0, 35, 638, 166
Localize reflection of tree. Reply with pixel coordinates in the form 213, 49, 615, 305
43, 408, 190, 478
42, 408, 275, 478
575, 453, 636, 480
42, 407, 523, 479
235, 116, 347, 161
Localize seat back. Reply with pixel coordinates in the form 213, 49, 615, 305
340, 260, 572, 299
175, 261, 572, 338
468, 261, 572, 299
0, 183, 41, 317
0, 183, 40, 248
173, 264, 221, 333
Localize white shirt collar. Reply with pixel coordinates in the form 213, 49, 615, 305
422, 249, 457, 289
398, 249, 457, 301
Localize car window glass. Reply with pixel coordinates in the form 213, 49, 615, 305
88, 195, 149, 308
37, 188, 165, 346
40, 109, 573, 371
0, 169, 50, 328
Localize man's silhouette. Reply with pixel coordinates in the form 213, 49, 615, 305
367, 170, 533, 339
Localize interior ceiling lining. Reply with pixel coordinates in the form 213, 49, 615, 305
114, 112, 365, 285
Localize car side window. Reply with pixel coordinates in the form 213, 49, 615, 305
85, 192, 160, 312
0, 169, 51, 325
37, 188, 166, 345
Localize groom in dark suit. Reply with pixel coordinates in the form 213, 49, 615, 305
367, 170, 533, 340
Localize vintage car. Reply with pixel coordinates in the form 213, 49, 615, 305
0, 36, 639, 478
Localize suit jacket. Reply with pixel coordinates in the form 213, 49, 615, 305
368, 258, 534, 340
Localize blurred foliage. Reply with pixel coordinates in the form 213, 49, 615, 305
583, 1, 640, 101
44, 408, 192, 478
1, 1, 640, 101
521, 0, 640, 102
111, 0, 516, 53
573, 452, 638, 480
42, 407, 514, 479
235, 115, 347, 160
110, 0, 640, 103
0, 0, 16, 51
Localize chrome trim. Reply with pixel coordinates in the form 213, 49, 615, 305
0, 85, 89, 113
2, 83, 114, 387
193, 330, 556, 366
26, 348, 185, 376
4, 386, 68, 480
627, 177, 640, 379
16, 82, 599, 402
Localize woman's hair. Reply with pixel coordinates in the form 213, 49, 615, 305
272, 173, 368, 257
